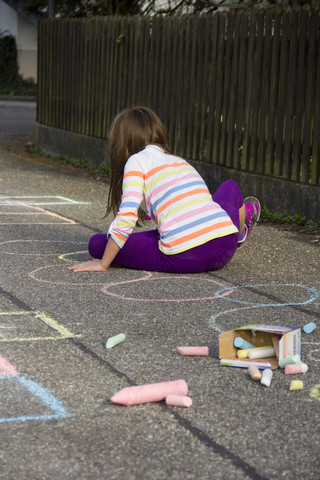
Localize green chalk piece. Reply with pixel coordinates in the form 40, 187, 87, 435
105, 333, 126, 349
278, 354, 301, 369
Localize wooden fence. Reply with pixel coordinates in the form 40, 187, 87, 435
37, 8, 320, 186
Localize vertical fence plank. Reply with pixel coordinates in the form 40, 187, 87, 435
172, 17, 186, 154
206, 13, 219, 164
242, 11, 257, 171
150, 17, 163, 118
265, 10, 281, 175
167, 16, 180, 151
291, 6, 309, 181
257, 10, 273, 173
212, 12, 226, 165
233, 11, 248, 169
249, 12, 264, 171
283, 8, 299, 179
226, 10, 241, 168
180, 16, 193, 159
274, 10, 290, 176
220, 11, 234, 166
185, 15, 199, 159
195, 15, 211, 162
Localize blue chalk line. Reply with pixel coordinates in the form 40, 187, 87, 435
213, 284, 319, 306
0, 376, 71, 423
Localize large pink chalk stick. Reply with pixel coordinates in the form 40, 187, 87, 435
165, 394, 192, 408
177, 346, 209, 356
111, 379, 188, 406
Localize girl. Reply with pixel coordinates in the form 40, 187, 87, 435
69, 106, 260, 274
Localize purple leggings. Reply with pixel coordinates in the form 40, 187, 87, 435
88, 180, 244, 273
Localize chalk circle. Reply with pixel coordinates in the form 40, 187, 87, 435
213, 284, 319, 306
59, 251, 88, 262
28, 265, 152, 286
0, 240, 88, 256
307, 349, 320, 362
101, 275, 234, 302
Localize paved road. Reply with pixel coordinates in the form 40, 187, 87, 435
0, 101, 319, 480
0, 99, 36, 140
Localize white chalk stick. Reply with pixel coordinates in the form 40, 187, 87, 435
248, 346, 275, 360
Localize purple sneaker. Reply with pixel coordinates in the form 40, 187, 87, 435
237, 196, 261, 248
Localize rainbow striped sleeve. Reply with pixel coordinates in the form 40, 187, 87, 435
107, 163, 144, 248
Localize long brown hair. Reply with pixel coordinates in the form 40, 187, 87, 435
105, 106, 170, 219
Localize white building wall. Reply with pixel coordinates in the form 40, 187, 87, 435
0, 1, 18, 35
0, 0, 37, 81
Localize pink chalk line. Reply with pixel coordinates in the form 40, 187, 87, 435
0, 355, 19, 377
101, 274, 234, 302
0, 200, 77, 225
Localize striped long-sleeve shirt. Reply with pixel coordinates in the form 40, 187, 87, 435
108, 145, 238, 254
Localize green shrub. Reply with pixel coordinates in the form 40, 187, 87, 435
0, 31, 37, 96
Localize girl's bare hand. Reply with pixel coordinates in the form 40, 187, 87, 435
68, 259, 107, 272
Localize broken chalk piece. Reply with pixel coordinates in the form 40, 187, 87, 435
110, 379, 188, 406
289, 380, 304, 391
260, 368, 273, 387
278, 354, 301, 369
176, 346, 209, 356
165, 394, 192, 408
248, 365, 262, 381
248, 346, 275, 360
105, 333, 126, 349
285, 363, 308, 375
234, 337, 255, 349
303, 322, 316, 334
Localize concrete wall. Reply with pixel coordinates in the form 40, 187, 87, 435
35, 123, 320, 223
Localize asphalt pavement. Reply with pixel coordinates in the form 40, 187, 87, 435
0, 100, 319, 480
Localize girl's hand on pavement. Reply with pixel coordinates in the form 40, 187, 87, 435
68, 259, 107, 272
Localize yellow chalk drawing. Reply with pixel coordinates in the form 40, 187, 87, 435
58, 251, 88, 262
309, 384, 320, 403
0, 310, 82, 342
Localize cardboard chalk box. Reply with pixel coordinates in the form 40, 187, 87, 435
219, 324, 301, 370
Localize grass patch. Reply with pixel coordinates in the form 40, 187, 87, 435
29, 146, 109, 176
262, 206, 319, 229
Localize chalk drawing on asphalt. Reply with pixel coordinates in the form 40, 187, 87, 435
29, 264, 111, 286
0, 196, 83, 224
100, 274, 234, 302
0, 240, 88, 256
213, 284, 319, 306
58, 251, 88, 262
0, 355, 71, 423
209, 284, 319, 333
0, 311, 82, 342
0, 195, 90, 205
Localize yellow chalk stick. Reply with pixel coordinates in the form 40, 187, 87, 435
289, 380, 303, 391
